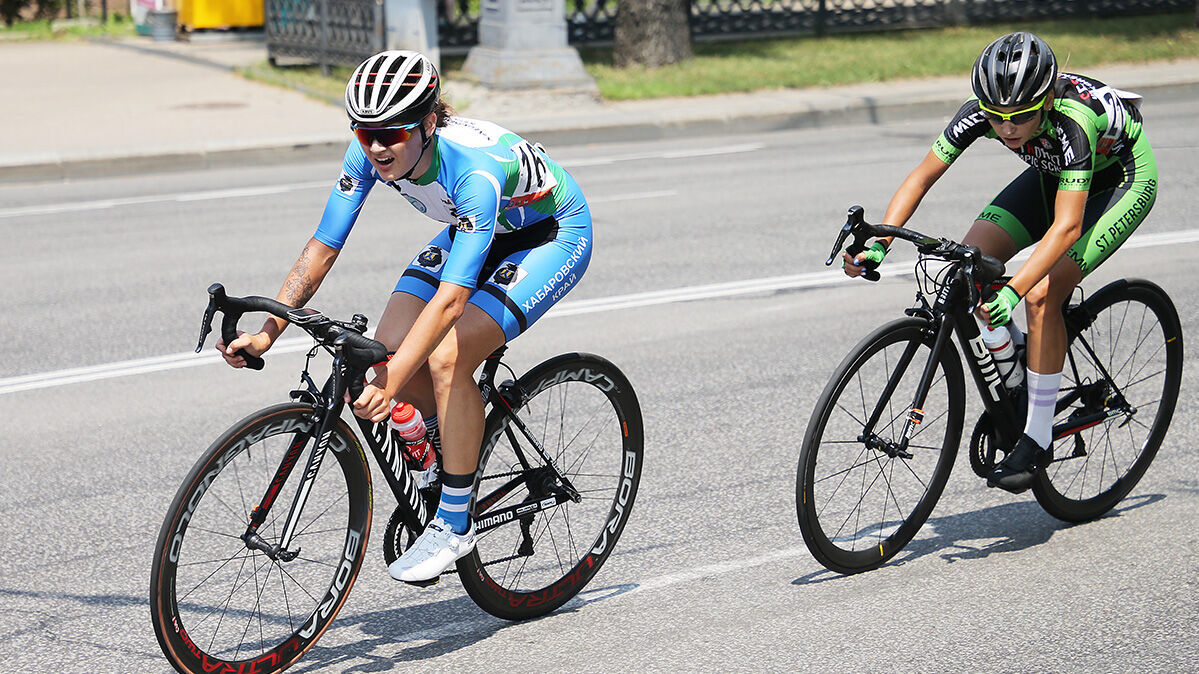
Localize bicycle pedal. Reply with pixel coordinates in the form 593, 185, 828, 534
400, 576, 441, 588
985, 478, 1031, 495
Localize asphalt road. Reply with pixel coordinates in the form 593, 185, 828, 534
1, 96, 1197, 672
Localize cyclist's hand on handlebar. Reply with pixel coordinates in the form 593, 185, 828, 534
982, 284, 1021, 328
841, 241, 888, 278
351, 380, 392, 423
216, 331, 272, 368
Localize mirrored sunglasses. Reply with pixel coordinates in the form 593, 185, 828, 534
351, 122, 420, 146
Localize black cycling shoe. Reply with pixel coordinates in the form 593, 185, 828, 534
987, 433, 1050, 493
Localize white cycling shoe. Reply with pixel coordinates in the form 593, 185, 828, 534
389, 517, 476, 583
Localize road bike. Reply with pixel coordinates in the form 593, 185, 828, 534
795, 206, 1182, 575
150, 284, 643, 673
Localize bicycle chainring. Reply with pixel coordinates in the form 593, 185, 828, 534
382, 484, 442, 566
969, 412, 1006, 478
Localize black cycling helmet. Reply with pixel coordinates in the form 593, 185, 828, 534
971, 32, 1057, 108
345, 50, 440, 127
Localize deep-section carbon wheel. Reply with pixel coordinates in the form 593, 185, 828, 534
1034, 280, 1182, 521
458, 353, 643, 620
150, 403, 371, 673
797, 317, 965, 574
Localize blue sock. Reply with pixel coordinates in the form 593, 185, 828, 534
435, 471, 472, 534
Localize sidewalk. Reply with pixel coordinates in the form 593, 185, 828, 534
2, 36, 1198, 182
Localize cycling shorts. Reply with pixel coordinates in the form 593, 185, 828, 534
978, 133, 1157, 278
393, 206, 592, 341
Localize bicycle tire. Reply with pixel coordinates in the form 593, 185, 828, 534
458, 353, 643, 620
797, 317, 965, 574
1033, 279, 1182, 521
150, 403, 372, 673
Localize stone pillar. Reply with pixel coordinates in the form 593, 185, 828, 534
461, 0, 596, 90
385, 0, 441, 72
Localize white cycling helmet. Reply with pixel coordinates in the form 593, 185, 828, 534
345, 50, 440, 127
971, 32, 1057, 108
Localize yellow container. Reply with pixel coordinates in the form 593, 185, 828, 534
178, 0, 264, 29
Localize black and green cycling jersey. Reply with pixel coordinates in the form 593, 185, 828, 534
932, 72, 1157, 277
934, 72, 1144, 192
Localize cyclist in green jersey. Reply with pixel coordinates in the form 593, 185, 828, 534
843, 31, 1158, 492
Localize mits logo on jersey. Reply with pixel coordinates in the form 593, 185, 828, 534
337, 173, 359, 194
490, 262, 527, 289
416, 245, 445, 273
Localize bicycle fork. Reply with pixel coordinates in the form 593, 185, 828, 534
859, 314, 956, 459
240, 358, 361, 562
241, 415, 343, 562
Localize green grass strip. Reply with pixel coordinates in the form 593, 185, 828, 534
234, 12, 1198, 103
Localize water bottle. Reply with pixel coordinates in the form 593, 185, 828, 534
980, 322, 1025, 389
389, 402, 436, 470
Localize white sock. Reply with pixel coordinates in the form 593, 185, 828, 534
1023, 369, 1062, 450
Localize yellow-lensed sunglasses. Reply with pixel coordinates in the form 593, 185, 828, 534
978, 95, 1047, 125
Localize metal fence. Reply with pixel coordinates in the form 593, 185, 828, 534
266, 0, 383, 71
268, 0, 1191, 67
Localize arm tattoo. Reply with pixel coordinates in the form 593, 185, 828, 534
283, 246, 318, 307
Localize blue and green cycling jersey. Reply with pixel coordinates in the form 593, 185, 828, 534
314, 117, 588, 290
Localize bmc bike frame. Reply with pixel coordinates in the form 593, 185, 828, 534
880, 267, 1025, 456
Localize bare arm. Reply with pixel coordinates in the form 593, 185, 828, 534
352, 281, 472, 421
1008, 189, 1086, 297
878, 150, 951, 243
843, 150, 949, 275
259, 237, 341, 340
217, 237, 340, 366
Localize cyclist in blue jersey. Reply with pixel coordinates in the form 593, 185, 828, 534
218, 50, 593, 582
843, 32, 1158, 493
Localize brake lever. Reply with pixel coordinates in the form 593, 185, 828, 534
195, 292, 219, 353
825, 221, 853, 268
826, 205, 880, 281
963, 262, 981, 309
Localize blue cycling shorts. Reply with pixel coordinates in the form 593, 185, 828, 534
393, 206, 592, 341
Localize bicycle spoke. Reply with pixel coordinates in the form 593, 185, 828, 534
815, 444, 871, 517
829, 452, 890, 544
183, 526, 247, 543
177, 549, 253, 604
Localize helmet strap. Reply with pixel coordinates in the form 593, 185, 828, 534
397, 124, 434, 182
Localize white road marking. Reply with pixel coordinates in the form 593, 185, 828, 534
381, 546, 807, 644
0, 144, 756, 219
588, 190, 677, 204
0, 181, 330, 218
2, 228, 1196, 395
558, 143, 763, 167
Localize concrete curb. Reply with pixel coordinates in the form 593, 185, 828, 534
4, 62, 1198, 182
0, 136, 349, 182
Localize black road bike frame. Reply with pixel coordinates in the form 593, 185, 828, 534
197, 284, 582, 567
828, 206, 1135, 462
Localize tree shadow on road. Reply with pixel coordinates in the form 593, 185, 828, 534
791, 492, 1164, 585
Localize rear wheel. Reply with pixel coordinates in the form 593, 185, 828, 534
150, 403, 371, 674
458, 353, 643, 620
1033, 280, 1182, 521
797, 318, 964, 574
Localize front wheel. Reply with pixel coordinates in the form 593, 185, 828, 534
458, 353, 643, 620
1033, 280, 1183, 521
150, 403, 372, 674
797, 317, 965, 574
